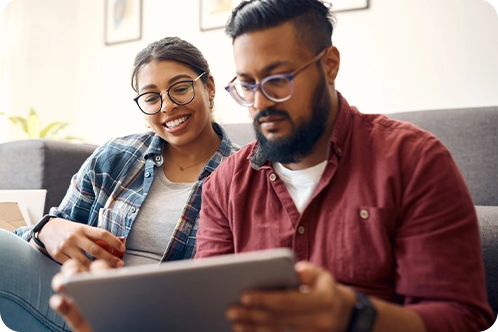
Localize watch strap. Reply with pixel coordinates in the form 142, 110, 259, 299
30, 214, 58, 249
346, 290, 377, 332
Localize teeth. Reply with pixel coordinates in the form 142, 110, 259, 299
165, 116, 189, 129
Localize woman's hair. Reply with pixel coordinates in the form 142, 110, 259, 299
131, 37, 210, 93
225, 0, 335, 54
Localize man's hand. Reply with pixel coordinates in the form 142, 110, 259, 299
50, 259, 114, 332
226, 261, 356, 332
32, 217, 125, 268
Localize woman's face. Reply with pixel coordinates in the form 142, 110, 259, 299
136, 60, 215, 148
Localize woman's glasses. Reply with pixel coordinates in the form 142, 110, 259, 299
134, 72, 206, 115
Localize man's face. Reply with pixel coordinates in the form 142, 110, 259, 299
232, 22, 331, 163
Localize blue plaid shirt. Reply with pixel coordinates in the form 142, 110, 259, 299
14, 122, 239, 262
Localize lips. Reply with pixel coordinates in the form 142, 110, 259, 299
165, 115, 190, 129
258, 115, 286, 124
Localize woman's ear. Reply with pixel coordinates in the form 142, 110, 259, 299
322, 46, 340, 85
207, 74, 216, 98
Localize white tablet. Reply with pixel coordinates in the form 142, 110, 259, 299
64, 248, 299, 332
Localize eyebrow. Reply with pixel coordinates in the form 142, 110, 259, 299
139, 74, 195, 93
236, 60, 290, 79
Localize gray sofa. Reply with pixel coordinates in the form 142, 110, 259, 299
223, 105, 498, 315
0, 106, 496, 315
0, 139, 98, 214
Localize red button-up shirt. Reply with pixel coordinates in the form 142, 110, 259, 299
196, 94, 494, 331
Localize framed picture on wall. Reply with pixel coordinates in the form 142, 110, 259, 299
200, 0, 242, 31
333, 0, 369, 12
105, 0, 142, 45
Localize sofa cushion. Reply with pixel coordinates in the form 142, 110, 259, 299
476, 205, 498, 315
0, 139, 97, 214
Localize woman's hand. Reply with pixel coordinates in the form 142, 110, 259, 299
50, 259, 114, 332
33, 217, 125, 268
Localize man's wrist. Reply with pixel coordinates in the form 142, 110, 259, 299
346, 290, 377, 332
30, 214, 57, 248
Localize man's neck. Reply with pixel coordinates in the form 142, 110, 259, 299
281, 91, 340, 171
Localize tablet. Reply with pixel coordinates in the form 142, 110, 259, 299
64, 248, 299, 332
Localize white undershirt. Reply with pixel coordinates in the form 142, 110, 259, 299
272, 160, 327, 214
124, 168, 195, 266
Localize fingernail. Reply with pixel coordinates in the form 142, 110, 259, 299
241, 294, 251, 305
116, 260, 124, 268
226, 309, 236, 320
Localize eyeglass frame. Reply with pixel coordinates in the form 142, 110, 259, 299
133, 71, 207, 115
224, 48, 328, 107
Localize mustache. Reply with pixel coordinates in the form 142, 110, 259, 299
253, 109, 291, 124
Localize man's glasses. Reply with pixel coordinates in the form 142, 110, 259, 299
134, 72, 207, 115
224, 49, 327, 107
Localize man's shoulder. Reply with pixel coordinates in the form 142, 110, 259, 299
210, 142, 258, 177
354, 112, 439, 144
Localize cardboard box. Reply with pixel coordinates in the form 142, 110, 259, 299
0, 202, 27, 231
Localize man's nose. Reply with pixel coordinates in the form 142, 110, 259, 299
252, 88, 276, 112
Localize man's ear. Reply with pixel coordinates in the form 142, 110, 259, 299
322, 46, 340, 84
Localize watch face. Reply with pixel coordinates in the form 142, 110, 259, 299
355, 306, 377, 330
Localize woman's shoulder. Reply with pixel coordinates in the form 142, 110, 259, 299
90, 131, 160, 164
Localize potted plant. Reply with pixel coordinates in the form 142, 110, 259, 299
0, 108, 80, 141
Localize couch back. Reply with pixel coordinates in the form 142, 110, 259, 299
0, 139, 97, 214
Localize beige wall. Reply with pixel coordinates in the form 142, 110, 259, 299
1, 0, 498, 145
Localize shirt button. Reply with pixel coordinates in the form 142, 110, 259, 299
269, 174, 277, 181
337, 147, 342, 154
130, 207, 136, 213
297, 225, 305, 234
145, 172, 151, 178
154, 155, 163, 166
360, 209, 369, 219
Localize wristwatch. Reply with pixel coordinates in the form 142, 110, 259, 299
346, 290, 377, 332
30, 214, 58, 249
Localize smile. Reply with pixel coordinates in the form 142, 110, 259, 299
165, 115, 190, 129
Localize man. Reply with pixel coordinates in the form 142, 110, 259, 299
51, 0, 493, 331
195, 0, 494, 331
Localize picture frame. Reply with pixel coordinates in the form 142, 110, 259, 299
200, 0, 242, 31
105, 0, 142, 46
333, 0, 369, 12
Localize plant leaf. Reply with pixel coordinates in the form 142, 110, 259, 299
27, 110, 41, 138
40, 122, 68, 138
8, 116, 29, 134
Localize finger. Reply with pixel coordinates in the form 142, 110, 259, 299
49, 294, 93, 332
88, 227, 126, 252
228, 304, 333, 332
227, 305, 284, 331
89, 259, 114, 272
75, 236, 124, 268
52, 260, 91, 293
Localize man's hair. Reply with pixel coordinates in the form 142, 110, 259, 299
131, 37, 210, 93
225, 0, 335, 54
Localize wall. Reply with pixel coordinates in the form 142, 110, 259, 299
1, 0, 497, 145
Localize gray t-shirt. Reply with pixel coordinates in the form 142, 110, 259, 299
124, 168, 195, 266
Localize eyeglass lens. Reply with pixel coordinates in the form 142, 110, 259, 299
137, 81, 195, 114
233, 76, 291, 106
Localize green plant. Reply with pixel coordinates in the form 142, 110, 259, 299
0, 108, 81, 141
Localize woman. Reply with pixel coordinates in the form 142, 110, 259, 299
0, 36, 238, 332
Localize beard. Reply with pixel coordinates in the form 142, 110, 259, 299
254, 71, 331, 164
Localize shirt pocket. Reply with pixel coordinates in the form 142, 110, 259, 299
333, 206, 397, 284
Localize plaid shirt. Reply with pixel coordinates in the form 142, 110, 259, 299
14, 122, 239, 262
